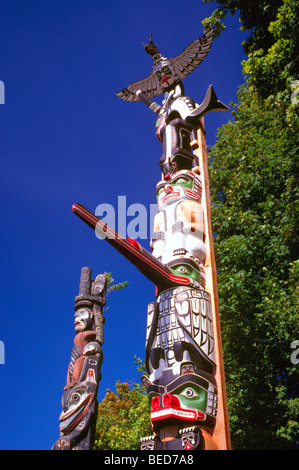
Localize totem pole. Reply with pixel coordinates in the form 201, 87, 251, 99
53, 267, 107, 450
72, 28, 231, 450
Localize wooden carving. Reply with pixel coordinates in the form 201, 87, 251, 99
71, 28, 231, 450
52, 268, 107, 450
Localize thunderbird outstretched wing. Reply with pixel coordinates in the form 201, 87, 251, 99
116, 29, 214, 102
170, 28, 214, 81
116, 72, 163, 102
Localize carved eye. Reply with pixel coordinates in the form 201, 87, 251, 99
174, 178, 188, 184
181, 388, 198, 399
177, 267, 188, 273
71, 393, 81, 404
68, 391, 85, 409
156, 186, 165, 196
76, 308, 89, 319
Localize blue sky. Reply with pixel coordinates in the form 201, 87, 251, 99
0, 0, 247, 449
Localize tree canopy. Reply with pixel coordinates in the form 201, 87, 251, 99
203, 0, 299, 110
94, 358, 151, 450
209, 86, 298, 449
203, 0, 299, 449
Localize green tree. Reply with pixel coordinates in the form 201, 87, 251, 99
105, 272, 129, 295
94, 358, 151, 450
202, 0, 299, 449
209, 89, 298, 449
203, 0, 299, 120
202, 0, 295, 54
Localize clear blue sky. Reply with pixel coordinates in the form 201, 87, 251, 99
0, 0, 247, 449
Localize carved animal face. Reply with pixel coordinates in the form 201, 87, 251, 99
180, 428, 198, 450
59, 382, 96, 434
150, 383, 208, 428
143, 35, 160, 57
167, 259, 200, 282
145, 371, 217, 430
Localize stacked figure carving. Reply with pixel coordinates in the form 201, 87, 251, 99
141, 169, 217, 450
71, 28, 229, 450
53, 268, 107, 450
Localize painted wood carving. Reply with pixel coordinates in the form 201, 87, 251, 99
52, 268, 107, 450
116, 30, 214, 102
72, 28, 231, 450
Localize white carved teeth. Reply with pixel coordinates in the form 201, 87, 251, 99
151, 407, 196, 420
140, 435, 155, 442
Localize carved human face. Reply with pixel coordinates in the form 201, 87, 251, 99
153, 59, 176, 90
156, 170, 202, 210
74, 307, 93, 332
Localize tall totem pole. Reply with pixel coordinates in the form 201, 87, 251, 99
72, 28, 231, 450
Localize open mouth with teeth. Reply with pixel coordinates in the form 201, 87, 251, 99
151, 406, 205, 422
150, 393, 206, 427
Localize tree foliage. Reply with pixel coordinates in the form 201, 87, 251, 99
203, 0, 299, 115
94, 358, 151, 450
105, 272, 129, 295
203, 0, 289, 52
203, 0, 299, 449
209, 88, 298, 449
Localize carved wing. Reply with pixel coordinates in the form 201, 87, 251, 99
116, 29, 214, 102
116, 71, 163, 102
170, 29, 214, 81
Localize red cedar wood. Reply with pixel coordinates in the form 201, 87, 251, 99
159, 118, 231, 450
194, 117, 231, 450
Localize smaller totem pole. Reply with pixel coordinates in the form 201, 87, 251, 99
52, 267, 107, 450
